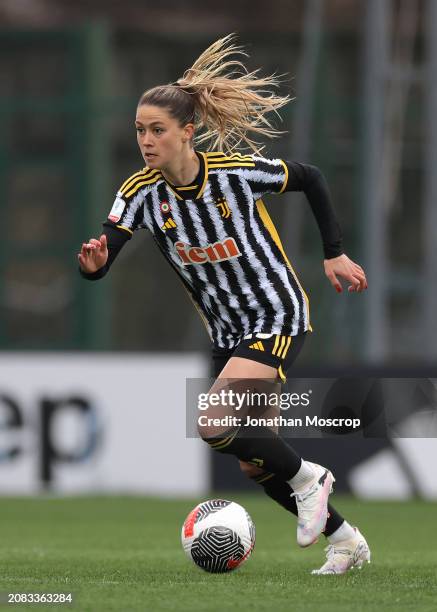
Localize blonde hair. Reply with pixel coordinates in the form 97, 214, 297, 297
139, 34, 291, 155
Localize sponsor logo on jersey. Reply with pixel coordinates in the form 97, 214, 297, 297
174, 237, 242, 265
108, 194, 126, 223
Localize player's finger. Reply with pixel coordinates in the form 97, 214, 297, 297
327, 271, 342, 293
353, 272, 367, 290
345, 268, 366, 283
82, 244, 96, 257
100, 234, 107, 248
353, 273, 366, 289
359, 274, 368, 290
348, 275, 363, 292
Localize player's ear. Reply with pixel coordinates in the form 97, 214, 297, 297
183, 123, 195, 142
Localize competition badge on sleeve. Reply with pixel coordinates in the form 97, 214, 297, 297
108, 194, 126, 223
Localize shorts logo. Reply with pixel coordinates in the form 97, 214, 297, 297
175, 237, 242, 265
216, 198, 231, 218
248, 341, 265, 351
108, 194, 126, 223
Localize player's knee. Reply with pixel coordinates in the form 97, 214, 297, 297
197, 405, 233, 440
239, 460, 264, 478
198, 421, 243, 457
197, 417, 217, 441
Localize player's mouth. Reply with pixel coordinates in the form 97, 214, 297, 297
144, 153, 157, 160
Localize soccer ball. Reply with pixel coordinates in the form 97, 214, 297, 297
181, 499, 255, 573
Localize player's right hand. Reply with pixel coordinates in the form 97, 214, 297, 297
78, 234, 108, 273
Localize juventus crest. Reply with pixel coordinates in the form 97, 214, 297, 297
216, 198, 231, 218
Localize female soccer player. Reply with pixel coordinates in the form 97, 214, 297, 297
78, 35, 370, 574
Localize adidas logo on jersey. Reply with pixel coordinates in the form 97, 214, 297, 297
175, 237, 242, 265
161, 217, 177, 231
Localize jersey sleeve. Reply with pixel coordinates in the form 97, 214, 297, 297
106, 191, 145, 236
105, 168, 155, 236
80, 172, 149, 281
282, 160, 344, 259
243, 156, 290, 199
246, 157, 344, 259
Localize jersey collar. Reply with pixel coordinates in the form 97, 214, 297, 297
163, 151, 208, 201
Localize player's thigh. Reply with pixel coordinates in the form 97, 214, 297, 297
216, 356, 277, 380
201, 351, 281, 438
203, 333, 307, 438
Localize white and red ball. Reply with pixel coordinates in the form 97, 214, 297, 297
181, 499, 255, 573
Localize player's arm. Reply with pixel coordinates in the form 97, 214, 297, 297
78, 223, 131, 280
283, 161, 367, 293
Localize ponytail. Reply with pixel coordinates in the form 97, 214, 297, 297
138, 34, 291, 155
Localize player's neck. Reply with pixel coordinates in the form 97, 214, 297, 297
161, 150, 200, 187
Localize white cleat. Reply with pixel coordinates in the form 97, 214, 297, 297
292, 462, 335, 547
311, 527, 371, 575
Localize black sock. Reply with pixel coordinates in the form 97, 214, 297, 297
324, 506, 345, 537
252, 472, 345, 537
253, 472, 299, 514
205, 425, 303, 480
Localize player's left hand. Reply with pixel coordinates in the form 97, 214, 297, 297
324, 254, 367, 293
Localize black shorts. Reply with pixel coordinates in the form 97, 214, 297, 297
211, 332, 307, 383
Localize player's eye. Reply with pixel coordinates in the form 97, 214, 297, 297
154, 127, 164, 135
136, 127, 144, 134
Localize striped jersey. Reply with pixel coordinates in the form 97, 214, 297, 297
106, 151, 311, 349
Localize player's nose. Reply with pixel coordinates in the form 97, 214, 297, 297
140, 130, 154, 147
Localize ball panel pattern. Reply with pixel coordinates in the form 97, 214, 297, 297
191, 526, 244, 573
195, 499, 232, 522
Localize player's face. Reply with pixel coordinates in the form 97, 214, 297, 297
135, 105, 193, 169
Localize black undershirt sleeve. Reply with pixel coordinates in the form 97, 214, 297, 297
79, 223, 132, 281
283, 161, 344, 259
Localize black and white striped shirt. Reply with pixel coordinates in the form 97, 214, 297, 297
83, 152, 343, 349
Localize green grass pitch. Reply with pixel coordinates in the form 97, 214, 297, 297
0, 495, 436, 611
